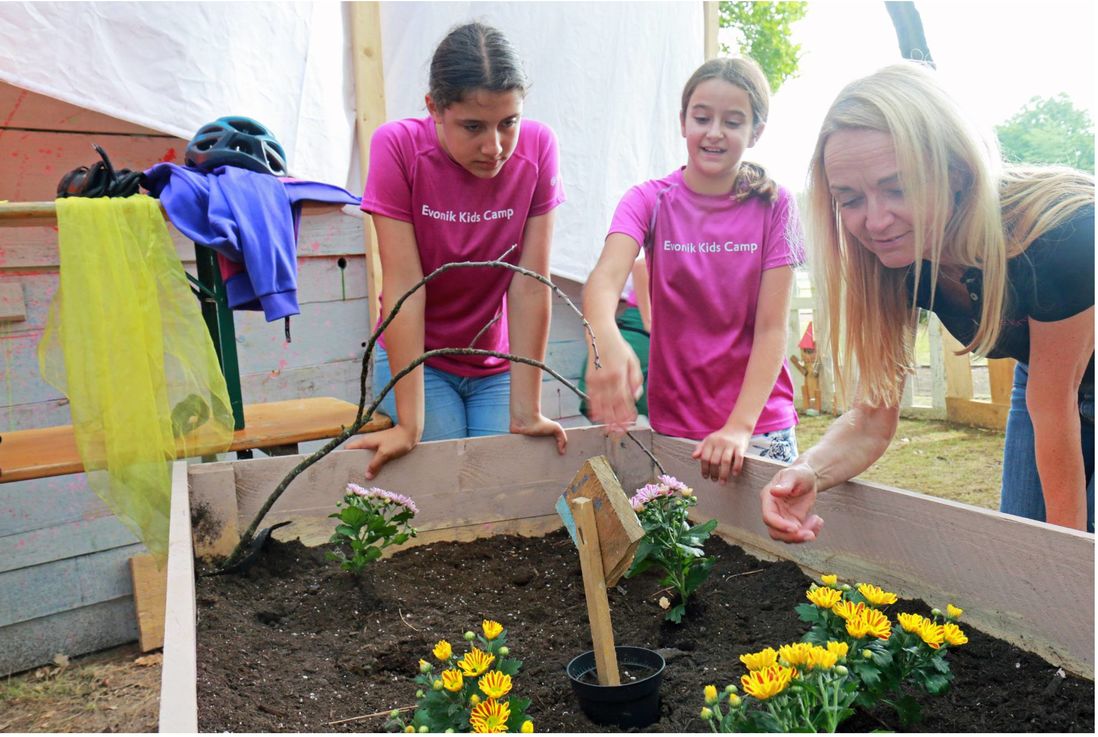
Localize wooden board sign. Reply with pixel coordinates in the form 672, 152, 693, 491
557, 455, 644, 587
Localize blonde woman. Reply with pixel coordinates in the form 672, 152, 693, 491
761, 62, 1094, 539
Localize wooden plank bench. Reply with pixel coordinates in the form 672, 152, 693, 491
0, 397, 391, 483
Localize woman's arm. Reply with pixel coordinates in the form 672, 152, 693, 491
345, 214, 427, 478
760, 393, 900, 543
583, 233, 643, 432
693, 265, 794, 482
1026, 306, 1094, 530
506, 211, 567, 452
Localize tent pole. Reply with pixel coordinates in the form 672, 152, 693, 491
349, 2, 387, 330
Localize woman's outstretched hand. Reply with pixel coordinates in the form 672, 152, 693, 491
760, 464, 825, 543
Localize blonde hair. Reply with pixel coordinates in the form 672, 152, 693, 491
808, 61, 1094, 406
681, 57, 778, 203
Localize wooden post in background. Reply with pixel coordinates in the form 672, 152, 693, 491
350, 2, 387, 328
703, 1, 720, 60
571, 497, 620, 686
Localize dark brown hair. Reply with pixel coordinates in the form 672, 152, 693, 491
429, 22, 528, 110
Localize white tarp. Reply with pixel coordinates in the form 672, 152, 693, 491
0, 0, 702, 281
0, 2, 356, 193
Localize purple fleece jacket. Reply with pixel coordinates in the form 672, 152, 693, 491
143, 163, 359, 321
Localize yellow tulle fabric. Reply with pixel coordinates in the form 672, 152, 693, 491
38, 195, 232, 561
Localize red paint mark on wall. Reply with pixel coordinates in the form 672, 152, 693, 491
160, 147, 177, 163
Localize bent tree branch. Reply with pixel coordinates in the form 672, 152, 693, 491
215, 255, 659, 573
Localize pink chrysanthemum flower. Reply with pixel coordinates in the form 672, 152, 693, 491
346, 483, 418, 515
629, 482, 675, 511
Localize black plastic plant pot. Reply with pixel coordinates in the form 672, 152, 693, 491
566, 646, 666, 728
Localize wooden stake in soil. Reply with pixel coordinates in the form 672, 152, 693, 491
571, 496, 620, 686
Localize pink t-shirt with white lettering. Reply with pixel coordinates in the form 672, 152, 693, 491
609, 168, 804, 439
361, 116, 565, 376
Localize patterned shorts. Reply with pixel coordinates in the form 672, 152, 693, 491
747, 426, 798, 463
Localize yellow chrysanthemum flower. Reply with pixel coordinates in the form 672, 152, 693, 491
478, 670, 512, 700
778, 642, 815, 668
806, 586, 843, 609
520, 720, 534, 733
897, 612, 926, 633
482, 619, 504, 641
821, 574, 838, 586
433, 640, 453, 661
703, 684, 718, 704
740, 665, 795, 701
832, 600, 866, 621
943, 622, 968, 646
459, 648, 496, 677
847, 609, 892, 640
807, 646, 838, 671
947, 604, 964, 620
826, 641, 849, 660
441, 668, 464, 693
470, 698, 511, 734
918, 621, 946, 649
739, 647, 778, 671
857, 583, 898, 607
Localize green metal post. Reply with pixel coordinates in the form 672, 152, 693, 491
193, 244, 245, 431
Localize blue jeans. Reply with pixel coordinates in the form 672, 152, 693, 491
371, 345, 511, 442
1000, 362, 1094, 532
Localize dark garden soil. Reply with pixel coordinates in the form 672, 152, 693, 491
195, 530, 1094, 733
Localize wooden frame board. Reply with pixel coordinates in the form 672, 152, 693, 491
159, 427, 1094, 731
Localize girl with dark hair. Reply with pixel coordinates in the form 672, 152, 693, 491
349, 22, 567, 478
584, 57, 805, 483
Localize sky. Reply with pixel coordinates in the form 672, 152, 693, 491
744, 0, 1096, 191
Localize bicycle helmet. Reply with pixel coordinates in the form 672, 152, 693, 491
184, 116, 288, 176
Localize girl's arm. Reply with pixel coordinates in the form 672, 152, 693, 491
760, 394, 900, 543
1026, 306, 1094, 530
506, 211, 567, 452
345, 214, 427, 478
631, 256, 652, 333
583, 233, 644, 432
693, 265, 794, 482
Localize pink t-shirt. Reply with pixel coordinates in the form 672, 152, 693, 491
361, 116, 565, 376
609, 168, 804, 439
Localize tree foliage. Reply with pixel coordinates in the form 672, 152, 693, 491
995, 94, 1095, 172
717, 1, 808, 93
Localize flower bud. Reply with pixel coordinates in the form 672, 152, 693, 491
723, 684, 737, 694
700, 707, 713, 720
728, 692, 742, 707
834, 665, 849, 677
445, 731, 454, 735
464, 631, 476, 641
419, 659, 432, 674
704, 684, 718, 704
840, 583, 852, 592
681, 488, 694, 498
520, 721, 534, 733
415, 690, 424, 699
498, 646, 510, 657
470, 694, 481, 706
432, 679, 443, 690
418, 726, 429, 733
930, 607, 943, 619
861, 649, 873, 660
404, 727, 415, 734
389, 709, 401, 719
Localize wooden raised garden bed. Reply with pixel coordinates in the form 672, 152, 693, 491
159, 426, 1094, 732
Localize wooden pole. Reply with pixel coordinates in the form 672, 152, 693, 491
571, 496, 620, 686
703, 1, 720, 60
349, 2, 387, 329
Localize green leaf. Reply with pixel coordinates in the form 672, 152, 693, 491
892, 694, 924, 727
922, 672, 951, 695
339, 506, 369, 527
334, 524, 357, 539
665, 602, 687, 623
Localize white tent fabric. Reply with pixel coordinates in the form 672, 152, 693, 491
0, 2, 356, 189
0, 0, 702, 282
